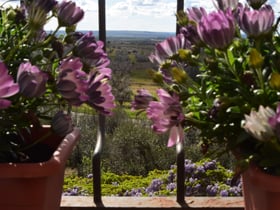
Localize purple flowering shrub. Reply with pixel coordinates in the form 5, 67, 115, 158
0, 0, 115, 162
183, 159, 242, 196
63, 158, 242, 197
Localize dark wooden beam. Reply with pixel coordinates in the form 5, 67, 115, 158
176, 0, 184, 34
92, 0, 106, 207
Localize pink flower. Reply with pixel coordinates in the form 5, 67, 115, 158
74, 32, 110, 69
131, 89, 154, 110
197, 9, 236, 49
238, 4, 274, 37
149, 34, 190, 66
187, 7, 207, 23
0, 62, 19, 109
87, 72, 115, 115
17, 62, 48, 98
147, 89, 185, 147
57, 57, 89, 106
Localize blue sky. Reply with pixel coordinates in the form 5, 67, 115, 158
1, 0, 279, 32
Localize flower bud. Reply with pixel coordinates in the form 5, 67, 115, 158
151, 71, 164, 84
171, 67, 187, 84
57, 0, 84, 27
269, 72, 280, 90
17, 62, 48, 98
178, 49, 192, 61
51, 111, 73, 137
131, 89, 154, 110
249, 48, 264, 69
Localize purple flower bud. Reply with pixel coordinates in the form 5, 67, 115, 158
197, 10, 235, 49
131, 89, 154, 110
0, 62, 19, 109
17, 62, 48, 98
238, 4, 274, 37
57, 57, 89, 106
51, 111, 73, 137
57, 0, 84, 27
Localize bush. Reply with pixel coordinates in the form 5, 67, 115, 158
102, 116, 175, 175
63, 158, 242, 197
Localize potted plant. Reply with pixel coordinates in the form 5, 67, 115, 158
132, 0, 280, 209
0, 0, 115, 209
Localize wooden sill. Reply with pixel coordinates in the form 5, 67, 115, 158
60, 196, 244, 209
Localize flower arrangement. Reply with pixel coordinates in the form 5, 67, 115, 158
0, 0, 115, 162
132, 0, 280, 175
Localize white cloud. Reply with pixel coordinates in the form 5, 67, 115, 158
0, 0, 19, 7
71, 0, 98, 12
105, 0, 177, 32
1, 0, 280, 32
108, 0, 176, 17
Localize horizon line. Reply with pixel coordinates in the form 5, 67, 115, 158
49, 29, 176, 34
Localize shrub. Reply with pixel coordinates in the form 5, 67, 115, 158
63, 158, 242, 197
102, 117, 175, 175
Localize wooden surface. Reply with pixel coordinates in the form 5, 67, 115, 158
60, 196, 244, 209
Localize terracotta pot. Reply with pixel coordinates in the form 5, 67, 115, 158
0, 126, 80, 210
242, 163, 280, 210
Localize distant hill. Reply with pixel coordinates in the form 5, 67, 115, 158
54, 30, 175, 40
105, 30, 175, 39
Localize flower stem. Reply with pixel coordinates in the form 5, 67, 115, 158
5, 30, 32, 63
19, 130, 53, 152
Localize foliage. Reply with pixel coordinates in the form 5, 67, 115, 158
63, 158, 242, 197
0, 0, 115, 162
110, 60, 133, 106
132, 0, 280, 175
67, 106, 235, 177
101, 113, 175, 175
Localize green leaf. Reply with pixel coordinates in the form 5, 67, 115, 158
226, 106, 241, 113
227, 48, 235, 66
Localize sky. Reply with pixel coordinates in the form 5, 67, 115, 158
0, 0, 279, 33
